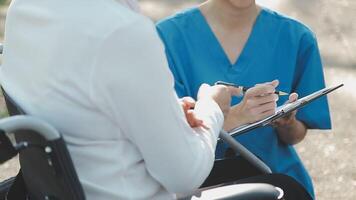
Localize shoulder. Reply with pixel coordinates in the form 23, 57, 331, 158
93, 6, 162, 64
92, 11, 169, 91
107, 7, 151, 33
156, 7, 200, 38
96, 6, 158, 46
262, 8, 314, 34
261, 7, 317, 45
157, 7, 199, 28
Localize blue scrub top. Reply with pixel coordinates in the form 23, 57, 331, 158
156, 7, 331, 199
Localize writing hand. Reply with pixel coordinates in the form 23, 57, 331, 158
223, 80, 279, 131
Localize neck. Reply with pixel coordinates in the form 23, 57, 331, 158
200, 0, 260, 30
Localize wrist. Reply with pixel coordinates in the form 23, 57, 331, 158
196, 97, 225, 127
223, 105, 248, 131
275, 115, 297, 129
275, 119, 307, 145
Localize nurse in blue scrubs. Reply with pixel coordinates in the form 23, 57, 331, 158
156, 0, 331, 199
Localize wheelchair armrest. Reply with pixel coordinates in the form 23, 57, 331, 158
0, 116, 61, 140
219, 131, 272, 174
190, 183, 283, 200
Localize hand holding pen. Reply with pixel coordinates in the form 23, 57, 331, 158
215, 80, 289, 96
217, 80, 282, 131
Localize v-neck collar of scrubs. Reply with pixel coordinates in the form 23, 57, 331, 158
194, 7, 266, 70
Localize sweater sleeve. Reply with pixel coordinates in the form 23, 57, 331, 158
89, 15, 224, 195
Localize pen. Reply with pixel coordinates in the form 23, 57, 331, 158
215, 81, 289, 96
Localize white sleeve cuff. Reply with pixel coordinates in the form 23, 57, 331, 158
194, 98, 224, 139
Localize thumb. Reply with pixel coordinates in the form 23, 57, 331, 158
181, 96, 196, 108
288, 93, 298, 103
228, 86, 243, 96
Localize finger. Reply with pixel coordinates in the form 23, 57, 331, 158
250, 108, 275, 123
186, 110, 204, 127
284, 110, 297, 120
273, 109, 297, 125
180, 100, 189, 112
213, 84, 228, 90
227, 86, 243, 96
258, 108, 276, 119
186, 111, 198, 127
255, 79, 279, 87
275, 113, 292, 123
182, 96, 196, 104
181, 96, 196, 108
245, 84, 276, 98
247, 94, 279, 107
200, 123, 210, 130
288, 93, 298, 103
252, 101, 277, 115
270, 79, 279, 88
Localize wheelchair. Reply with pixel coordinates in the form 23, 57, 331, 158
0, 43, 283, 200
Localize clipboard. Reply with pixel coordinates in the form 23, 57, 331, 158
228, 83, 344, 137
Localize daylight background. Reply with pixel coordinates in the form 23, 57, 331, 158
0, 0, 355, 199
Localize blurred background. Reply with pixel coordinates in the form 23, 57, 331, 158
0, 0, 355, 199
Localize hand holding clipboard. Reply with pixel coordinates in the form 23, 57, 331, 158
217, 83, 344, 137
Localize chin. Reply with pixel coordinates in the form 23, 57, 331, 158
228, 0, 256, 9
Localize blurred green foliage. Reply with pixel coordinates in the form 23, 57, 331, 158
0, 0, 8, 6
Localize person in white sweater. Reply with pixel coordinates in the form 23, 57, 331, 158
0, 0, 303, 199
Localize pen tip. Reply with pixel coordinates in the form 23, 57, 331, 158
279, 91, 289, 96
